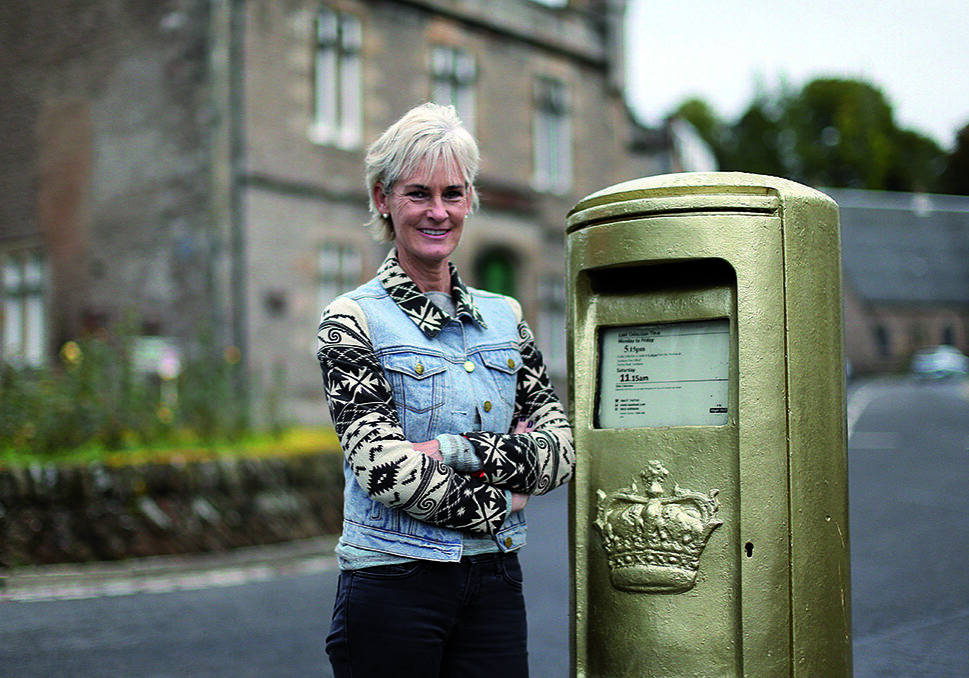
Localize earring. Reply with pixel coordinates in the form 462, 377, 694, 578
381, 213, 389, 219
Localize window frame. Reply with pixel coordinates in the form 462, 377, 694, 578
317, 242, 362, 314
537, 274, 567, 378
2, 250, 47, 367
532, 76, 572, 194
430, 44, 477, 135
309, 6, 363, 150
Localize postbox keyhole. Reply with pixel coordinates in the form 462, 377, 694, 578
745, 542, 754, 558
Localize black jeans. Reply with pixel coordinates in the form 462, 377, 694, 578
325, 551, 528, 678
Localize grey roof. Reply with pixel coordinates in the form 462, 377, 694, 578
823, 188, 969, 307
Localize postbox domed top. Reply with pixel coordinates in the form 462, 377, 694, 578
566, 172, 836, 234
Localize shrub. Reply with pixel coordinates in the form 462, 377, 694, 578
0, 329, 262, 460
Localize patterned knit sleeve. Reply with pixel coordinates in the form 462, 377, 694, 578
317, 297, 509, 535
459, 313, 575, 496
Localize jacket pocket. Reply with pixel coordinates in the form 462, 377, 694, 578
477, 347, 522, 416
382, 352, 447, 441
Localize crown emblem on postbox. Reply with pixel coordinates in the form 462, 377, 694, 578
594, 460, 722, 593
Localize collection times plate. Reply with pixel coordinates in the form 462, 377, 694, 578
596, 319, 729, 428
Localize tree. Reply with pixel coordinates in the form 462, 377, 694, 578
940, 122, 969, 195
666, 77, 949, 192
889, 128, 949, 192
786, 79, 897, 189
721, 98, 788, 178
672, 98, 723, 151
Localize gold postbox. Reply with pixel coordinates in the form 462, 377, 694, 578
566, 173, 851, 677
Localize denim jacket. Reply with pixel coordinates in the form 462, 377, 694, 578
317, 251, 574, 566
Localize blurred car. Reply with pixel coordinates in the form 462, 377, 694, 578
910, 345, 969, 379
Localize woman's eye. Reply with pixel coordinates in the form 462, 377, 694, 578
444, 191, 465, 203
407, 191, 429, 202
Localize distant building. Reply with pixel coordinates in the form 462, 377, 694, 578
0, 0, 667, 424
830, 188, 969, 374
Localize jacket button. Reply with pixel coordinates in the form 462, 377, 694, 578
415, 363, 424, 375
483, 400, 492, 412
504, 537, 513, 548
507, 358, 516, 369
463, 360, 475, 373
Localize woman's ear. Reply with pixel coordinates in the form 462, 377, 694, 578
373, 182, 389, 216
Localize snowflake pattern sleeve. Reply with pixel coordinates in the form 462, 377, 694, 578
460, 316, 575, 495
317, 297, 509, 535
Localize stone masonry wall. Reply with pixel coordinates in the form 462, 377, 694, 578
0, 452, 344, 568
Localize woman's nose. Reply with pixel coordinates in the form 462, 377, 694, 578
426, 196, 448, 221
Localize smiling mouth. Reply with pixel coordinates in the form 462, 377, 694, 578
419, 228, 450, 236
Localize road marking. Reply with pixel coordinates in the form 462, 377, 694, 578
1, 555, 337, 603
853, 605, 969, 647
847, 381, 883, 442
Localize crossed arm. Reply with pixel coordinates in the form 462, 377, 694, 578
413, 417, 536, 512
317, 297, 574, 536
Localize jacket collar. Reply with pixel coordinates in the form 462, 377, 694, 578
377, 249, 488, 338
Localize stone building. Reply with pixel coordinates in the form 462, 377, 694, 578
830, 188, 969, 375
242, 0, 669, 421
0, 0, 218, 366
0, 0, 666, 425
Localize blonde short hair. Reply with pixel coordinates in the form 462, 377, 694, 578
365, 103, 480, 242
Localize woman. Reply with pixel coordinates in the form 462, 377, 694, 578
316, 102, 574, 678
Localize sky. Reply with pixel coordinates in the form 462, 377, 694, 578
623, 0, 969, 150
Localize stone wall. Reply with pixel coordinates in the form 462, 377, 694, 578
0, 452, 344, 568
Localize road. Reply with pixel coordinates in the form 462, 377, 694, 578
848, 376, 969, 677
0, 480, 571, 677
2, 375, 967, 677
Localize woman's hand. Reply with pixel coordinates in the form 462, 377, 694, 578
413, 439, 443, 461
510, 492, 529, 512
512, 418, 535, 435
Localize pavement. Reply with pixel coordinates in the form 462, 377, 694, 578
0, 536, 339, 603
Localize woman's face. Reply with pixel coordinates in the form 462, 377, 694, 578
375, 160, 471, 275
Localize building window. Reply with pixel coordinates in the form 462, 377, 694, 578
538, 275, 566, 378
317, 243, 361, 312
430, 45, 476, 134
310, 7, 362, 149
874, 325, 891, 359
2, 251, 46, 367
532, 76, 572, 194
